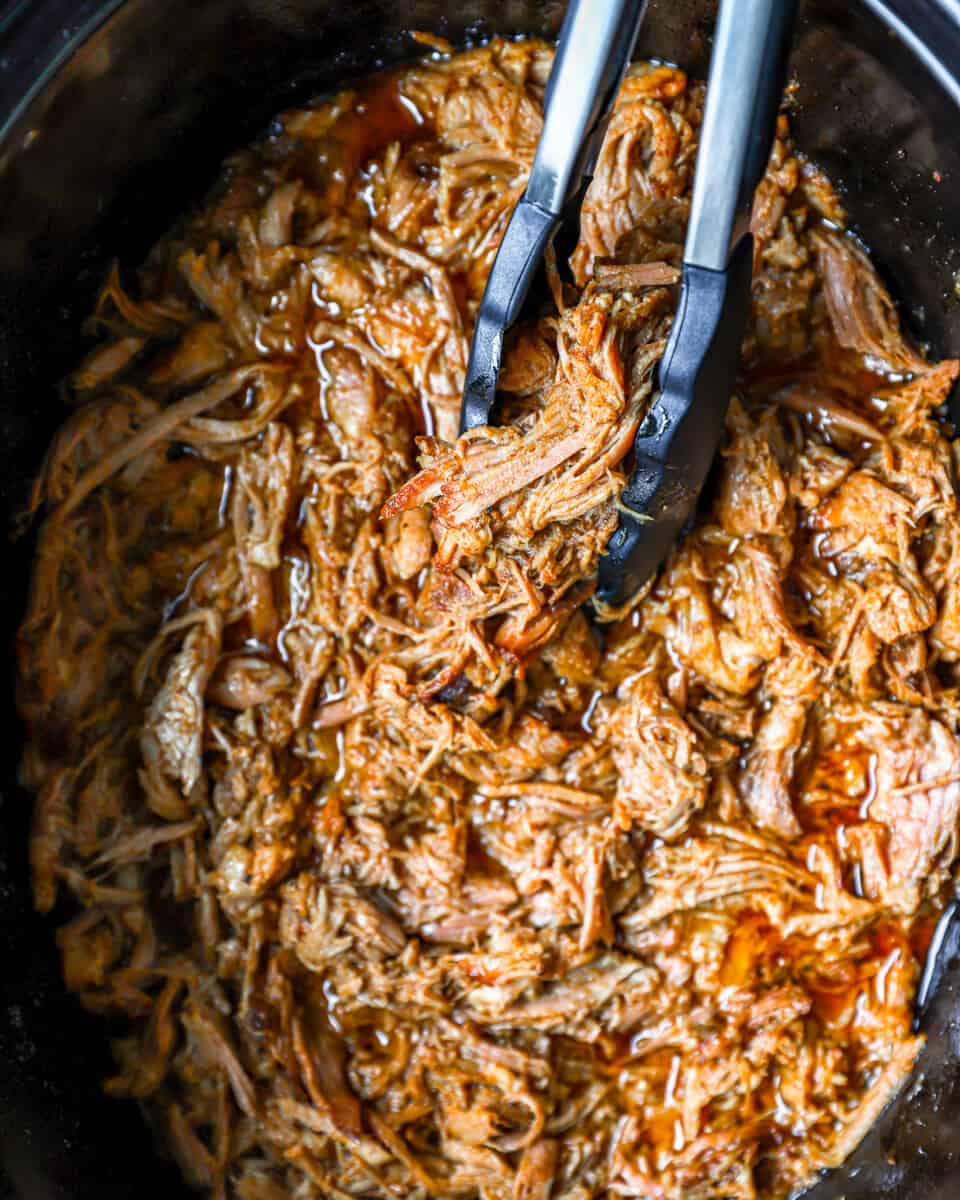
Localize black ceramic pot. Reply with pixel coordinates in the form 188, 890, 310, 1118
2, 1, 960, 1197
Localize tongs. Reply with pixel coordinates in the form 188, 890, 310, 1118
459, 0, 799, 611
459, 0, 651, 435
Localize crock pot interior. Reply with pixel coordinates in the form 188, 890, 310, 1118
2, 2, 960, 1197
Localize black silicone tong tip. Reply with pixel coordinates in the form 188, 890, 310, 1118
594, 0, 799, 615
596, 240, 754, 614
460, 200, 557, 434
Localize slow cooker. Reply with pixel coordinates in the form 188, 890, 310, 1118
2, 1, 960, 1196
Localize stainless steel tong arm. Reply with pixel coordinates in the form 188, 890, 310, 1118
685, 0, 798, 272
526, 0, 651, 216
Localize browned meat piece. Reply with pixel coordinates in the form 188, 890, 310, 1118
513, 1138, 558, 1200
812, 469, 913, 559
776, 383, 885, 443
645, 545, 765, 695
383, 507, 432, 580
209, 742, 305, 915
820, 1037, 923, 1169
279, 874, 406, 968
716, 401, 791, 537
811, 227, 927, 373
490, 954, 657, 1030
571, 68, 700, 284
309, 249, 374, 311
873, 434, 957, 517
206, 655, 292, 709
862, 561, 936, 643
384, 284, 670, 531
738, 698, 806, 839
933, 521, 960, 661
740, 545, 824, 663
71, 335, 147, 391
862, 706, 960, 893
802, 701, 960, 905
419, 873, 518, 944
179, 246, 259, 349
498, 324, 558, 396
140, 611, 222, 796
877, 358, 960, 431
593, 259, 680, 288
147, 320, 232, 390
195, 1010, 258, 1116
234, 422, 294, 570
227, 420, 295, 644
599, 674, 708, 837
291, 1012, 364, 1140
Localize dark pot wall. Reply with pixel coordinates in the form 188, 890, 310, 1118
2, 2, 960, 1197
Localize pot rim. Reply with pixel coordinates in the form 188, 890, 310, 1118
862, 0, 960, 106
1, 0, 960, 153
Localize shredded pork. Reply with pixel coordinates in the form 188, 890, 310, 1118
17, 38, 960, 1200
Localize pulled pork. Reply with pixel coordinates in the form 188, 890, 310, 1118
17, 37, 960, 1200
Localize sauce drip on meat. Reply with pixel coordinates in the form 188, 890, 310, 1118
17, 37, 960, 1200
